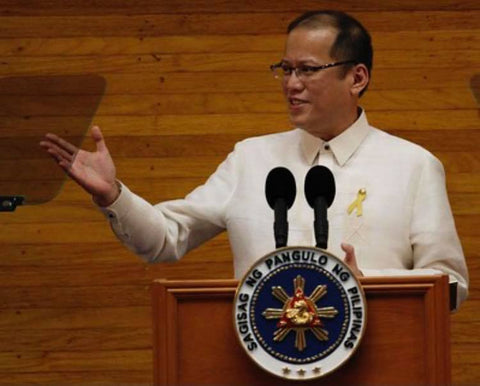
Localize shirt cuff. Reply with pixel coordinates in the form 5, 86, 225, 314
97, 181, 132, 222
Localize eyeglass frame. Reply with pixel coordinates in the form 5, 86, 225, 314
270, 60, 358, 81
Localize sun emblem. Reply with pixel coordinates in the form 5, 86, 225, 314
262, 275, 339, 351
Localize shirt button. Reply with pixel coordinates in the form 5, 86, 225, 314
324, 144, 330, 150
108, 212, 116, 219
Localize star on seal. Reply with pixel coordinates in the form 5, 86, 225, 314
262, 275, 339, 351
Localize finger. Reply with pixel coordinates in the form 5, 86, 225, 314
42, 148, 73, 175
341, 243, 363, 277
40, 140, 75, 163
44, 133, 78, 156
43, 149, 64, 165
58, 159, 74, 174
41, 142, 74, 165
341, 242, 355, 262
40, 141, 66, 162
90, 126, 108, 153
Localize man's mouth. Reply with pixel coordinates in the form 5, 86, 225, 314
288, 98, 308, 108
289, 97, 308, 105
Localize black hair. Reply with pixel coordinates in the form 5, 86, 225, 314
288, 10, 373, 96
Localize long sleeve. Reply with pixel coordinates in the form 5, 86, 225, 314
98, 148, 240, 263
409, 152, 468, 307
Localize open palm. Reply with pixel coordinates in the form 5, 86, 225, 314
40, 126, 118, 205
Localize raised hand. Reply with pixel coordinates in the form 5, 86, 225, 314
40, 126, 120, 206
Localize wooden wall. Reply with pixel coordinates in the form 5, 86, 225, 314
0, 1, 478, 384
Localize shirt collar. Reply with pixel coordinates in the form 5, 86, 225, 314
299, 109, 371, 167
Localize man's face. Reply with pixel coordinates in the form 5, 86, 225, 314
281, 27, 356, 139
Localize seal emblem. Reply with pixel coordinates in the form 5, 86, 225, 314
233, 246, 366, 380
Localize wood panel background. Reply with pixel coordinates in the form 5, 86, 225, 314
0, 1, 478, 384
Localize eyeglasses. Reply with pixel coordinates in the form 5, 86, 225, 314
270, 60, 357, 82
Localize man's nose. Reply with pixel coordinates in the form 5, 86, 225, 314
284, 71, 304, 91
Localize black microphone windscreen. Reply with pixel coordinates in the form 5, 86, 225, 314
304, 166, 336, 208
265, 167, 296, 209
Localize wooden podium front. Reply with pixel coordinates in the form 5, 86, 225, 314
152, 276, 450, 385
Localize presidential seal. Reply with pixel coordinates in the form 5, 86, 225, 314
233, 246, 366, 380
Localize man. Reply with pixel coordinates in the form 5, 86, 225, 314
41, 10, 468, 307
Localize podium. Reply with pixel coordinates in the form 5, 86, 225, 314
152, 275, 450, 385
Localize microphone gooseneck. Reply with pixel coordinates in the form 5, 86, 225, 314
304, 166, 336, 249
265, 167, 296, 248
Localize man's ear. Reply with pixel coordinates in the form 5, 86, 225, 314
350, 64, 369, 97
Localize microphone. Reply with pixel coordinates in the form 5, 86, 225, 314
265, 167, 296, 248
304, 166, 336, 249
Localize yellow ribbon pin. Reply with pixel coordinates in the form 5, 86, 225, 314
347, 188, 367, 217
